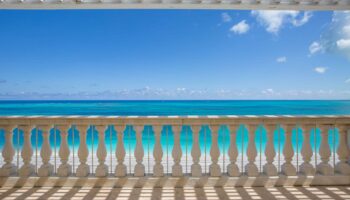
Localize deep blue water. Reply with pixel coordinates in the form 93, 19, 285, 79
0, 100, 350, 116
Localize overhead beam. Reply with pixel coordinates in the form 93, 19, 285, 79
0, 1, 349, 10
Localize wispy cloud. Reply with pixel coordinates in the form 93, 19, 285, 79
221, 12, 232, 23
276, 56, 287, 63
309, 11, 350, 59
314, 67, 328, 74
230, 20, 250, 34
345, 78, 350, 83
251, 11, 312, 34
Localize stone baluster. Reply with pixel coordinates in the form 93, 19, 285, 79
245, 124, 259, 176
281, 124, 296, 176
76, 125, 90, 177
0, 125, 16, 176
18, 125, 35, 177
57, 125, 72, 177
191, 125, 201, 177
172, 125, 183, 177
38, 125, 54, 177
227, 124, 240, 176
300, 125, 315, 175
134, 125, 145, 177
317, 125, 333, 175
95, 125, 108, 177
263, 124, 277, 176
115, 125, 127, 177
209, 125, 221, 176
153, 125, 164, 176
335, 125, 350, 175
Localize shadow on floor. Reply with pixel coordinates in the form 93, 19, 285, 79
0, 186, 349, 200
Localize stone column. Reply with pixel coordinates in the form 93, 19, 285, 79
95, 125, 108, 177
335, 125, 350, 175
153, 125, 164, 177
115, 125, 127, 177
0, 125, 16, 176
38, 125, 54, 177
172, 125, 183, 177
76, 125, 90, 177
134, 125, 145, 177
299, 124, 315, 175
209, 125, 221, 177
57, 125, 72, 177
191, 125, 201, 177
227, 124, 240, 176
245, 124, 259, 176
18, 125, 35, 177
317, 125, 333, 175
263, 124, 277, 176
281, 124, 296, 176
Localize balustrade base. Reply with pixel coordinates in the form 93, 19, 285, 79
263, 163, 278, 176
115, 164, 127, 177
172, 165, 183, 177
245, 163, 259, 177
281, 163, 297, 176
38, 164, 54, 177
0, 174, 349, 187
95, 164, 109, 177
227, 164, 240, 177
76, 164, 90, 177
299, 163, 316, 176
18, 164, 35, 177
57, 164, 72, 177
191, 164, 202, 177
336, 162, 350, 175
317, 163, 334, 175
0, 164, 17, 177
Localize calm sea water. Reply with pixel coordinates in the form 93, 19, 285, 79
0, 100, 350, 116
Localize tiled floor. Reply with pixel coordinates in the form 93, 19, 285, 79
0, 186, 349, 200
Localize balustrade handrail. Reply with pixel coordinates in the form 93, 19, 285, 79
1, 115, 350, 126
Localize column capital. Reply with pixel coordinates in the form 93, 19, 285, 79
56, 125, 71, 131
210, 125, 220, 133
153, 125, 163, 134
114, 125, 125, 133
336, 125, 349, 133
76, 125, 89, 133
247, 124, 259, 132
95, 125, 107, 133
18, 125, 34, 133
228, 124, 239, 132
264, 124, 276, 133
191, 125, 201, 133
134, 125, 144, 133
301, 124, 315, 132
282, 124, 295, 132
37, 125, 53, 132
2, 125, 16, 133
171, 125, 182, 133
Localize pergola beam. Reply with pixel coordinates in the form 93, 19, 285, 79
0, 1, 349, 10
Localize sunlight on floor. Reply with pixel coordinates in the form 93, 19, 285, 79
0, 186, 349, 200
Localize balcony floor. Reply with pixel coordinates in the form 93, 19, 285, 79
0, 186, 349, 200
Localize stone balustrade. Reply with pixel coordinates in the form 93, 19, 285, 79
0, 115, 349, 182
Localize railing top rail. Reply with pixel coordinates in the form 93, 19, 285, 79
0, 115, 350, 126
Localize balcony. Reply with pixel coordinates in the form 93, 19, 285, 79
0, 115, 349, 189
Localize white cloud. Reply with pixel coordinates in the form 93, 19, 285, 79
309, 41, 324, 55
221, 12, 232, 23
314, 67, 328, 74
261, 88, 275, 95
230, 20, 250, 34
276, 56, 287, 63
345, 78, 350, 83
336, 39, 350, 49
251, 11, 312, 34
310, 11, 350, 59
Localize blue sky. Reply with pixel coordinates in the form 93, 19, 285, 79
0, 10, 349, 100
